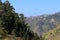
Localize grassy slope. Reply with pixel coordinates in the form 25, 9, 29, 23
53, 33, 60, 40
43, 24, 60, 40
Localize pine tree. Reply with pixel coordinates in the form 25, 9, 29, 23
1, 0, 16, 34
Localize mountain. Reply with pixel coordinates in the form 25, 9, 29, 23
26, 12, 60, 35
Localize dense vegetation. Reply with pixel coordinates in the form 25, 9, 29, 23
0, 0, 42, 40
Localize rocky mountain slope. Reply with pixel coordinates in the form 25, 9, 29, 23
26, 12, 60, 35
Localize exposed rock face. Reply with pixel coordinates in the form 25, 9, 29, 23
26, 12, 60, 35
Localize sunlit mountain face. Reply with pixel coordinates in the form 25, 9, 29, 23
26, 12, 60, 35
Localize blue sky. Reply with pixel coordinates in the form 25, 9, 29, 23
2, 0, 60, 17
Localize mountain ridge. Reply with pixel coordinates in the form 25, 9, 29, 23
26, 12, 60, 35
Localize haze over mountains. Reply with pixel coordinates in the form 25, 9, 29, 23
26, 12, 60, 35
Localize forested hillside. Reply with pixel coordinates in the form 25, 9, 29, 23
0, 0, 41, 40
